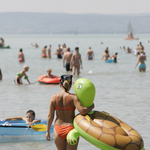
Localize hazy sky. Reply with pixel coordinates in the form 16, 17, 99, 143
0, 0, 150, 14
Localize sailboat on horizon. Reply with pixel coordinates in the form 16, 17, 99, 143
125, 22, 139, 40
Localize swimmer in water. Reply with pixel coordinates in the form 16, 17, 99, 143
102, 48, 110, 61
70, 47, 83, 75
5, 110, 41, 126
18, 48, 25, 62
86, 47, 94, 60
41, 46, 47, 58
135, 50, 146, 72
15, 65, 31, 85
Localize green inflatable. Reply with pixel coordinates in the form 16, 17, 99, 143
74, 78, 95, 108
67, 78, 95, 145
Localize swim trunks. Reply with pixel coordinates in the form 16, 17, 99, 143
88, 55, 93, 60
57, 54, 62, 59
14, 78, 21, 84
18, 58, 24, 62
66, 63, 70, 71
43, 54, 46, 57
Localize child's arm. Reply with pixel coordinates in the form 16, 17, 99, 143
33, 119, 41, 124
5, 116, 25, 120
26, 119, 41, 126
24, 73, 31, 84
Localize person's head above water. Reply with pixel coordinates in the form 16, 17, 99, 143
47, 69, 52, 73
24, 65, 29, 70
26, 110, 35, 122
60, 74, 73, 92
75, 47, 79, 51
67, 47, 70, 52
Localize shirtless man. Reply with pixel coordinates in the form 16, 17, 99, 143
86, 47, 94, 60
47, 45, 52, 58
41, 46, 47, 58
0, 38, 4, 47
111, 52, 118, 63
18, 49, 25, 62
56, 44, 63, 59
31, 43, 38, 48
62, 43, 67, 53
63, 47, 73, 71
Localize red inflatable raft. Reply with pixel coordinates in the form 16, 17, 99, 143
38, 75, 60, 84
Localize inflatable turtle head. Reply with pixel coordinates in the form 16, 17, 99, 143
74, 78, 95, 107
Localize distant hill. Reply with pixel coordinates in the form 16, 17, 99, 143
0, 12, 150, 34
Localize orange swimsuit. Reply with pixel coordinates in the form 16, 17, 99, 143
74, 55, 80, 67
54, 94, 75, 140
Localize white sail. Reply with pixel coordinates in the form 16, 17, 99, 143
127, 22, 134, 38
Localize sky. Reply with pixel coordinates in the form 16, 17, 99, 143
0, 0, 150, 14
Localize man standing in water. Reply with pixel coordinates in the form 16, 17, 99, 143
47, 45, 52, 58
63, 47, 73, 71
56, 44, 63, 59
86, 47, 94, 60
41, 46, 47, 58
18, 49, 25, 62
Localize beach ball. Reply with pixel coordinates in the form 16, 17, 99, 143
74, 78, 95, 107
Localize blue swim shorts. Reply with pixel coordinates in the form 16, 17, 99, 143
138, 63, 146, 69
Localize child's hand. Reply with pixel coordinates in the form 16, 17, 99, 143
27, 122, 34, 126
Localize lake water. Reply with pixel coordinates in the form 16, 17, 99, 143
0, 34, 149, 150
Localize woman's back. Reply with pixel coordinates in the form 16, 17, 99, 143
54, 92, 76, 126
139, 54, 146, 63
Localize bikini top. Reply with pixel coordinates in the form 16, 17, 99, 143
55, 94, 75, 111
17, 72, 28, 79
75, 55, 80, 59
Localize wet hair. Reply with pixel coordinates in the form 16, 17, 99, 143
105, 50, 108, 53
115, 52, 118, 55
44, 46, 47, 48
67, 47, 70, 52
75, 47, 79, 51
26, 110, 35, 117
60, 75, 73, 92
20, 49, 22, 52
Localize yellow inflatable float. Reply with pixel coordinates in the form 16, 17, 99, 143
67, 78, 145, 150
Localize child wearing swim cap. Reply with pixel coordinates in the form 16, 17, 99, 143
5, 110, 41, 126
15, 65, 31, 85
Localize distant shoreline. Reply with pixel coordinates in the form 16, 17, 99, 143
0, 12, 150, 34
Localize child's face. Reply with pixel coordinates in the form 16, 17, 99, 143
26, 113, 35, 122
47, 71, 51, 74
25, 68, 29, 72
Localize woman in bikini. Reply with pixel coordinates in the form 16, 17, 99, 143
135, 50, 146, 72
46, 75, 94, 150
70, 47, 83, 75
15, 65, 31, 84
102, 48, 110, 61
